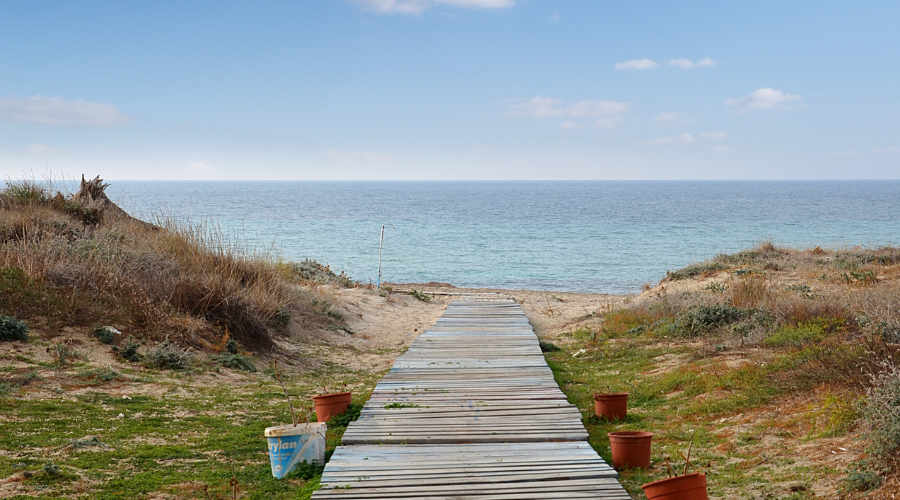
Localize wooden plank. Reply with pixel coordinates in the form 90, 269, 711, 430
311, 300, 627, 499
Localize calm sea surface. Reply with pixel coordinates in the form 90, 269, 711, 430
108, 181, 900, 294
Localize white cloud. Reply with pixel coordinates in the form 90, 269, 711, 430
650, 131, 727, 145
827, 150, 860, 157
872, 146, 899, 153
326, 149, 392, 163
0, 95, 129, 126
698, 131, 727, 140
351, 0, 515, 14
668, 57, 716, 69
507, 96, 630, 119
507, 96, 630, 130
727, 88, 801, 110
615, 59, 658, 70
652, 112, 680, 124
594, 116, 623, 128
565, 99, 631, 117
507, 96, 564, 118
19, 143, 60, 155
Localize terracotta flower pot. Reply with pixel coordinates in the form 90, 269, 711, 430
594, 392, 628, 421
607, 431, 653, 470
642, 473, 708, 500
312, 391, 352, 423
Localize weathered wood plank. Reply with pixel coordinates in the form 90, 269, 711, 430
311, 300, 627, 499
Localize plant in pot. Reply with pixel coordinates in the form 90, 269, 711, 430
312, 383, 352, 423
642, 435, 709, 500
265, 360, 326, 479
594, 386, 629, 421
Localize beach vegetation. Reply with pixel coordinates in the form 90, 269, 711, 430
542, 241, 900, 497
0, 176, 352, 351
0, 313, 28, 341
408, 289, 431, 302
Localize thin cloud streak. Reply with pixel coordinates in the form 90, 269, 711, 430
0, 96, 130, 127
351, 0, 516, 14
614, 59, 658, 70
668, 57, 716, 68
727, 88, 801, 111
649, 131, 727, 145
507, 96, 630, 119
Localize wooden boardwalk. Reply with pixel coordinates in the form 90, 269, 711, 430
312, 299, 629, 499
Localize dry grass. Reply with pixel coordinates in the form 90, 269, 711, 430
0, 176, 344, 352
626, 241, 900, 492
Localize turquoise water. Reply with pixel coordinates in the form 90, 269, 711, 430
109, 181, 900, 294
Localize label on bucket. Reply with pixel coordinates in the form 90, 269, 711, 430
265, 424, 326, 478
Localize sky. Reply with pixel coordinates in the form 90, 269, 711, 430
1, 0, 898, 180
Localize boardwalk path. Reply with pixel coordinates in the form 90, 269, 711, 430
312, 299, 629, 499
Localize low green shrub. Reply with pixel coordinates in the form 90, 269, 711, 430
0, 314, 27, 341
676, 304, 751, 336
842, 460, 883, 492
408, 289, 431, 302
143, 338, 192, 370
666, 262, 727, 281
763, 323, 827, 348
326, 403, 363, 427
79, 367, 120, 384
92, 325, 118, 344
280, 259, 354, 287
211, 352, 257, 372
114, 336, 143, 362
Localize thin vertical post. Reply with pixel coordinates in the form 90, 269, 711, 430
377, 224, 392, 289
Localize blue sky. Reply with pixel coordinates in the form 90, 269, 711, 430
1, 0, 898, 180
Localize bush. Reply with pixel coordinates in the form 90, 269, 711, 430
79, 367, 120, 384
114, 336, 143, 362
0, 314, 27, 341
280, 259, 354, 287
92, 325, 119, 344
143, 338, 192, 370
842, 460, 883, 492
666, 262, 728, 281
408, 289, 431, 302
676, 304, 751, 336
211, 353, 257, 372
860, 360, 900, 468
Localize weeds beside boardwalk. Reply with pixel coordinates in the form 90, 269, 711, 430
0, 177, 423, 498
538, 243, 900, 499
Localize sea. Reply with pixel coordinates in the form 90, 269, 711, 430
107, 181, 900, 295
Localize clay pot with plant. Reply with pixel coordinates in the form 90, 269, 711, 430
594, 386, 628, 421
312, 383, 352, 423
642, 434, 709, 500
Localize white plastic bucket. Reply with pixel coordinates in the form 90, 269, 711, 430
264, 422, 327, 478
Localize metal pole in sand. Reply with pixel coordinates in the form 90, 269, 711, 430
376, 224, 393, 290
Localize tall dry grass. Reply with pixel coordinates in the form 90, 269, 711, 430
0, 177, 303, 350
